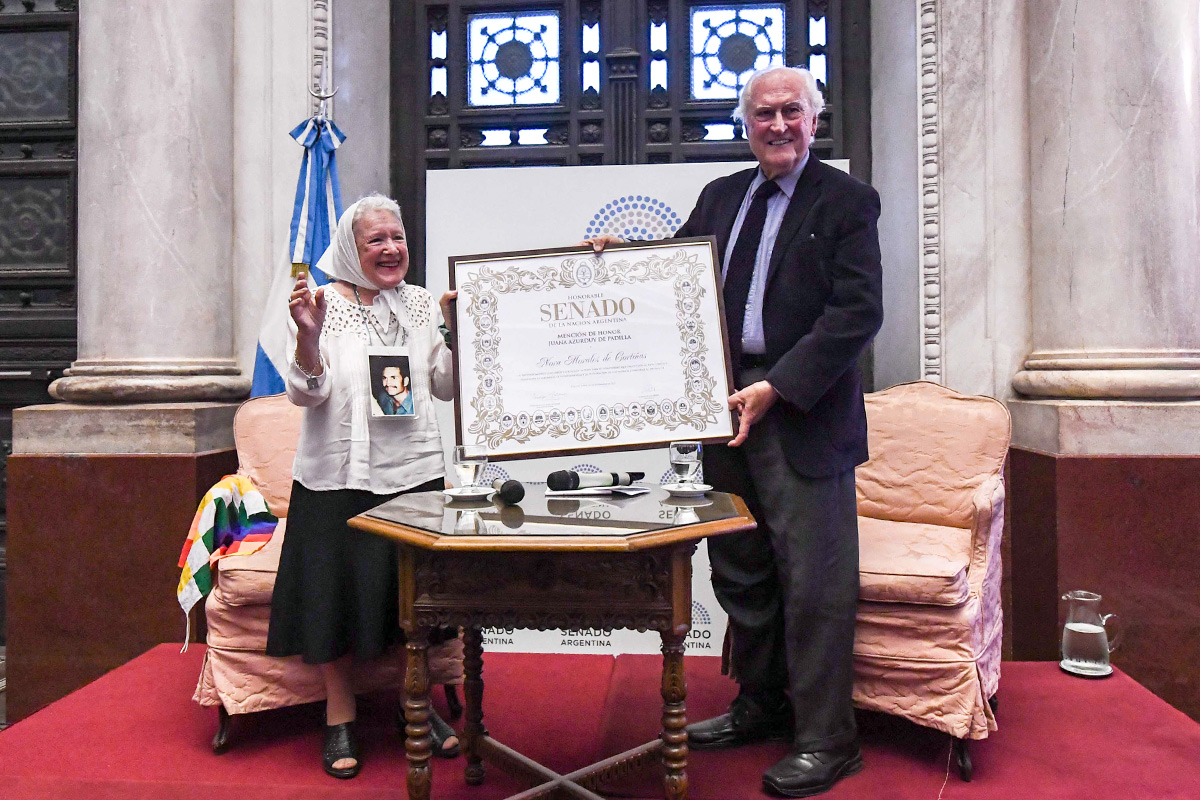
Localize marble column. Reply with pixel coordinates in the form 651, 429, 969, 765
1014, 0, 1200, 401
1003, 0, 1200, 720
49, 0, 248, 403
6, 0, 253, 721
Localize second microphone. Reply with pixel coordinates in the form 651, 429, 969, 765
546, 470, 645, 491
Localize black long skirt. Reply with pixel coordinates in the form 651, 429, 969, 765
266, 478, 442, 664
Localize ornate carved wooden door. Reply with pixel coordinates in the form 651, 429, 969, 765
0, 1, 79, 652
392, 0, 869, 286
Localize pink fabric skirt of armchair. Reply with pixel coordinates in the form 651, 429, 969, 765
193, 517, 464, 716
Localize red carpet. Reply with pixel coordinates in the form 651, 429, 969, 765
1, 645, 1198, 799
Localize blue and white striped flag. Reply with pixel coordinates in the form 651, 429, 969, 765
250, 117, 346, 396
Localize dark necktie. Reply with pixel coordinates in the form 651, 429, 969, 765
723, 179, 780, 362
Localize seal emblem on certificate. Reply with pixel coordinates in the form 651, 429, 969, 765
449, 237, 735, 459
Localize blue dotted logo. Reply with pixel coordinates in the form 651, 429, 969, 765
479, 464, 510, 484
691, 601, 711, 626
585, 195, 682, 241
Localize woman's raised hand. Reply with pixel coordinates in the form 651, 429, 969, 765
289, 273, 327, 341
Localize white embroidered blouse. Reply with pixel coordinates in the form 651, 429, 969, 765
285, 284, 453, 494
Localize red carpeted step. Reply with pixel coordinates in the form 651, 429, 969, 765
0, 644, 616, 800
2, 646, 1200, 799
591, 656, 1200, 799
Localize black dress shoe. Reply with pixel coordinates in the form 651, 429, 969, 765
762, 741, 863, 798
323, 721, 361, 779
686, 692, 792, 749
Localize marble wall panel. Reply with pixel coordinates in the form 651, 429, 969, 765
936, 0, 1031, 400
870, 0, 921, 389
6, 448, 239, 721
1008, 448, 1200, 722
332, 0, 392, 205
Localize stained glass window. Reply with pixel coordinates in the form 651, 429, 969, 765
689, 4, 786, 101
649, 19, 668, 91
467, 11, 561, 106
704, 123, 736, 141
430, 29, 448, 97
479, 129, 549, 146
582, 15, 600, 93
808, 15, 827, 86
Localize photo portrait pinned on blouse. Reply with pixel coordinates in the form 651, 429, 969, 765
369, 352, 415, 418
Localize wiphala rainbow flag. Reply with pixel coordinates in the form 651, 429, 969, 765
177, 475, 279, 622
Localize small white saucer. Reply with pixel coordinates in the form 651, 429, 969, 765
1059, 660, 1113, 678
443, 486, 493, 500
663, 483, 712, 498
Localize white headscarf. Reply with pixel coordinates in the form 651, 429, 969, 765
313, 197, 410, 326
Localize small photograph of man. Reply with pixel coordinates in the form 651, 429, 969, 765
369, 355, 414, 417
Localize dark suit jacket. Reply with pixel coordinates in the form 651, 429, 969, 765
676, 158, 884, 477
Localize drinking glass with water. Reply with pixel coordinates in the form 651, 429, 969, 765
669, 440, 702, 487
1060, 590, 1122, 677
453, 444, 488, 488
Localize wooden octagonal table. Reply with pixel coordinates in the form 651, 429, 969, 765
350, 483, 755, 800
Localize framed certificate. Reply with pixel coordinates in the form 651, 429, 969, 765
449, 237, 735, 460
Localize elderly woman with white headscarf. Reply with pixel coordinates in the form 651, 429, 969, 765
266, 194, 459, 779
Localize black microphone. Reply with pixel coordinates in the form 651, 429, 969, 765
491, 478, 525, 505
546, 470, 645, 491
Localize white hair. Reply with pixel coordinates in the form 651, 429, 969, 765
351, 193, 404, 233
731, 66, 825, 124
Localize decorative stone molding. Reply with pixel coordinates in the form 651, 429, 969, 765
49, 359, 250, 403
918, 0, 943, 383
1012, 371, 1200, 400
310, 0, 333, 116
1013, 349, 1200, 400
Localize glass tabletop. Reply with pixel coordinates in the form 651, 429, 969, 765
360, 483, 743, 540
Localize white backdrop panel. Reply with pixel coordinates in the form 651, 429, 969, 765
424, 160, 846, 656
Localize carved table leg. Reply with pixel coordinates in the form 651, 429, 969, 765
405, 629, 433, 800
661, 631, 688, 800
463, 625, 487, 786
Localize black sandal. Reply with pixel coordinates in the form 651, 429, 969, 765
429, 710, 461, 759
398, 708, 461, 758
323, 721, 361, 779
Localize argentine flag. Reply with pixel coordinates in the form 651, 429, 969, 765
251, 117, 346, 396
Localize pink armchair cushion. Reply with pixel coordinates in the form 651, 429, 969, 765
856, 382, 1010, 529
233, 394, 302, 518
205, 593, 274, 650
858, 515, 972, 606
212, 518, 287, 606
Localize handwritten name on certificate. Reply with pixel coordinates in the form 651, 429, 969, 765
449, 238, 735, 459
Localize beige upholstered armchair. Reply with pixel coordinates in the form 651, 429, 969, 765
193, 394, 464, 752
851, 381, 1010, 780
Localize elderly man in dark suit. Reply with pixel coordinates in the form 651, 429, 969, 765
683, 65, 882, 798
592, 65, 882, 797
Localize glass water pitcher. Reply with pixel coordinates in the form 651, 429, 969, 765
1060, 590, 1121, 677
